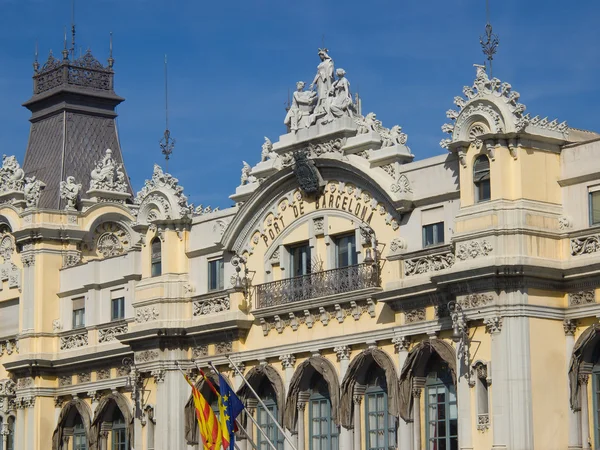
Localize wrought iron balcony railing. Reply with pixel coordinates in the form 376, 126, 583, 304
254, 263, 379, 309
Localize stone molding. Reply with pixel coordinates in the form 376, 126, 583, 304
258, 298, 375, 336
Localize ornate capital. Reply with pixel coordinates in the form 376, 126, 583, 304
334, 345, 351, 361
392, 336, 411, 353
229, 361, 245, 374
87, 391, 100, 403
53, 396, 63, 408
563, 319, 577, 336
279, 354, 296, 370
484, 316, 502, 334
297, 401, 306, 411
151, 369, 166, 384
21, 253, 35, 267
352, 394, 363, 405
579, 374, 590, 386
412, 387, 422, 398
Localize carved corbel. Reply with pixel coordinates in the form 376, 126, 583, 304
457, 146, 467, 168
319, 307, 329, 326
484, 139, 496, 161
366, 298, 376, 318
289, 312, 299, 331
350, 301, 361, 320
334, 304, 345, 323
259, 318, 269, 336
507, 138, 518, 160
274, 315, 284, 334
304, 310, 314, 328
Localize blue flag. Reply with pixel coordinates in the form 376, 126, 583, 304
218, 373, 245, 450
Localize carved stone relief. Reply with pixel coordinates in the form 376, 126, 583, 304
456, 240, 493, 261
568, 291, 596, 306
193, 296, 230, 316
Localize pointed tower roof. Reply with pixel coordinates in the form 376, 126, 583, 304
22, 40, 132, 209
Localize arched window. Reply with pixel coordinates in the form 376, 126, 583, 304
364, 365, 396, 450
309, 377, 338, 450
112, 408, 128, 450
473, 155, 491, 202
73, 414, 88, 450
256, 380, 284, 450
150, 238, 162, 277
425, 356, 458, 450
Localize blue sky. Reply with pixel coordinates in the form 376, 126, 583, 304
0, 0, 599, 208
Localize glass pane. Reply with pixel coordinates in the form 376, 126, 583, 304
480, 180, 491, 201
424, 224, 434, 246
591, 192, 600, 225
436, 222, 445, 244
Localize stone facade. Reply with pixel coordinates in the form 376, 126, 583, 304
1, 34, 600, 450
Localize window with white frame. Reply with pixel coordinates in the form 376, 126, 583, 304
208, 258, 224, 291
422, 222, 444, 248
335, 233, 356, 268
474, 155, 491, 203
289, 242, 311, 278
364, 365, 396, 450
111, 289, 125, 321
589, 186, 600, 226
425, 358, 458, 450
309, 378, 339, 450
72, 297, 85, 329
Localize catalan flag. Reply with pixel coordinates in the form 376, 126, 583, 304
218, 373, 245, 450
184, 374, 222, 450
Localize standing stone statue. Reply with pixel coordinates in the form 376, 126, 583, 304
309, 48, 334, 116
60, 176, 82, 210
24, 176, 44, 208
284, 82, 317, 133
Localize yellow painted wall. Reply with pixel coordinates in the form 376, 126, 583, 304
529, 318, 568, 450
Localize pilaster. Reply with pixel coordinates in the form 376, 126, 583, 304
393, 336, 412, 450
335, 345, 353, 450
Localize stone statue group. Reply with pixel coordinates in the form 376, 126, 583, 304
284, 49, 355, 133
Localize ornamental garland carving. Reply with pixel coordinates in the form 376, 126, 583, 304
259, 299, 376, 336
404, 251, 455, 276
193, 296, 230, 316
568, 291, 596, 306
135, 307, 159, 323
459, 293, 493, 309
0, 339, 18, 356
58, 376, 72, 387
404, 308, 426, 323
60, 331, 88, 350
98, 324, 128, 343
215, 341, 233, 354
97, 369, 111, 380
135, 350, 159, 363
571, 235, 600, 256
192, 345, 209, 359
78, 372, 91, 383
456, 240, 493, 261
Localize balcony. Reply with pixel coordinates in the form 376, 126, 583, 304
254, 263, 379, 310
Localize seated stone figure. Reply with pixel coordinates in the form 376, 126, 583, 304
328, 68, 353, 118
284, 81, 317, 132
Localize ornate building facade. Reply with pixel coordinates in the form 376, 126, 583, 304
1, 37, 600, 450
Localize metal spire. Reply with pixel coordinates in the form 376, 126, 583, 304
479, 0, 499, 77
70, 0, 76, 58
107, 31, 114, 69
159, 54, 175, 170
33, 40, 39, 73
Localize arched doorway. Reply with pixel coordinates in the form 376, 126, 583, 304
90, 394, 133, 450
424, 354, 458, 450
52, 399, 92, 450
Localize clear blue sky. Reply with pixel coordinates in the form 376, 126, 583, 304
0, 0, 599, 208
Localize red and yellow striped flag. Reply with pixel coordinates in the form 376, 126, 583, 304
184, 374, 222, 450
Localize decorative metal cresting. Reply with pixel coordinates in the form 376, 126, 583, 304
479, 0, 499, 77
448, 301, 471, 383
122, 357, 144, 419
254, 263, 379, 309
160, 55, 175, 170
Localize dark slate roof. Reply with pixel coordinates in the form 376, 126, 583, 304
22, 50, 132, 209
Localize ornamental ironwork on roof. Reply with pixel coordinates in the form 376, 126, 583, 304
33, 49, 114, 95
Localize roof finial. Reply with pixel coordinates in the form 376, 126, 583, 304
62, 26, 69, 60
33, 39, 39, 73
159, 54, 175, 170
108, 31, 114, 69
479, 0, 499, 77
70, 0, 76, 58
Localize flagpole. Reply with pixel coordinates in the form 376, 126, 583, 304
199, 361, 279, 450
234, 417, 258, 450
225, 356, 298, 450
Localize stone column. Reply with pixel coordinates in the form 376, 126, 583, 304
392, 337, 412, 450
412, 382, 424, 450
280, 354, 297, 450
580, 374, 591, 450
155, 364, 187, 450
26, 397, 35, 450
335, 345, 353, 450
246, 404, 256, 447
14, 401, 25, 450
352, 394, 362, 450
297, 401, 306, 450
99, 429, 109, 450
1, 421, 9, 450
456, 337, 473, 450
487, 315, 507, 450
564, 320, 582, 450
21, 252, 36, 333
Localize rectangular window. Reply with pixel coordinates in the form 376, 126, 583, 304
335, 234, 356, 268
590, 190, 600, 225
426, 384, 458, 450
422, 222, 445, 248
208, 258, 224, 291
257, 403, 284, 449
0, 298, 19, 338
111, 297, 125, 321
365, 391, 395, 450
309, 396, 339, 450
72, 297, 85, 329
112, 428, 127, 450
289, 243, 311, 277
